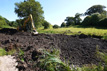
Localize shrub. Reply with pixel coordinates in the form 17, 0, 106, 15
0, 16, 7, 28
90, 13, 101, 26
82, 13, 105, 27
53, 24, 59, 28
9, 21, 18, 27
98, 18, 107, 27
42, 21, 51, 29
82, 16, 92, 26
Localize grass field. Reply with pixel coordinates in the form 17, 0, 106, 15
0, 25, 15, 29
1, 25, 107, 37
38, 26, 107, 37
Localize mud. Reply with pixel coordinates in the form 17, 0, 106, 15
0, 28, 107, 71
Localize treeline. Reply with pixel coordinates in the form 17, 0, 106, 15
61, 5, 107, 28
0, 1, 107, 29
0, 16, 18, 28
0, 15, 52, 29
0, 0, 52, 29
0, 16, 7, 28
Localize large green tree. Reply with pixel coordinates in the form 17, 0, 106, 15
82, 13, 105, 26
15, 0, 44, 28
64, 13, 82, 26
65, 17, 75, 26
74, 13, 82, 25
85, 5, 106, 15
61, 22, 66, 27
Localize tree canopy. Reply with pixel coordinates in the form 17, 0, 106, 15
64, 13, 82, 26
15, 0, 44, 28
61, 22, 66, 27
74, 13, 82, 25
82, 13, 106, 26
85, 5, 106, 15
65, 17, 75, 26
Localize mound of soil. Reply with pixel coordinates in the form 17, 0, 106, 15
0, 28, 17, 35
0, 28, 107, 71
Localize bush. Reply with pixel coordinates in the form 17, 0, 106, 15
43, 21, 51, 29
90, 13, 101, 26
98, 18, 107, 27
82, 13, 105, 26
82, 16, 92, 26
16, 19, 24, 27
9, 21, 18, 27
4, 18, 10, 25
0, 16, 7, 28
53, 24, 59, 28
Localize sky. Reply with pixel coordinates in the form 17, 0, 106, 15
0, 0, 107, 26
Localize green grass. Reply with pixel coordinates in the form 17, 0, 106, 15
72, 64, 104, 71
0, 25, 15, 29
38, 26, 107, 37
19, 49, 25, 62
102, 35, 107, 40
0, 48, 7, 56
0, 48, 16, 56
36, 47, 107, 71
71, 47, 107, 71
37, 48, 71, 71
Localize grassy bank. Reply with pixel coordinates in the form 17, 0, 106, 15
0, 25, 15, 29
38, 26, 107, 37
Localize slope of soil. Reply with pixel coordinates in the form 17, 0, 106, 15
0, 28, 107, 71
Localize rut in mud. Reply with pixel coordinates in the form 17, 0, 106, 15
0, 28, 107, 71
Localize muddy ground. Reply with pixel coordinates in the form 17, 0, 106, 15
0, 28, 107, 71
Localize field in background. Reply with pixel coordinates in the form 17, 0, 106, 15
0, 25, 15, 29
38, 26, 107, 37
1, 25, 107, 37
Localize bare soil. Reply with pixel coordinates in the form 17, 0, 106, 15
0, 28, 107, 71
